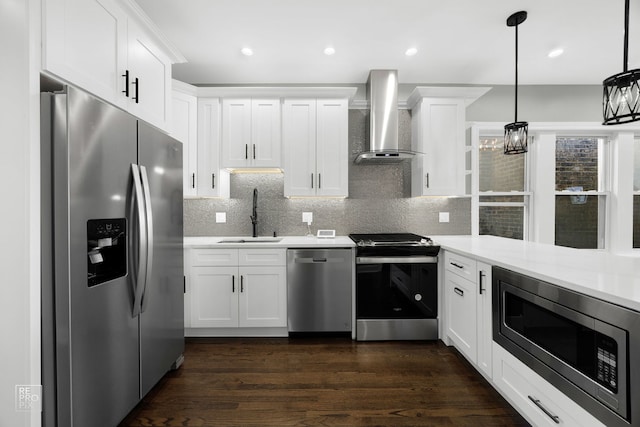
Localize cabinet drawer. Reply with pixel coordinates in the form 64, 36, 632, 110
444, 251, 477, 281
239, 248, 286, 266
191, 249, 239, 266
493, 343, 605, 427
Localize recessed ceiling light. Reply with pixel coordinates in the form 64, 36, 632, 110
241, 47, 254, 56
548, 48, 564, 58
405, 47, 418, 56
324, 47, 336, 56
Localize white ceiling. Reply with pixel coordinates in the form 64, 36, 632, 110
135, 0, 640, 86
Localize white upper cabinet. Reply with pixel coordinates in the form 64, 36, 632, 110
42, 0, 184, 132
170, 82, 198, 197
221, 98, 281, 168
283, 98, 348, 197
198, 98, 230, 198
408, 87, 490, 197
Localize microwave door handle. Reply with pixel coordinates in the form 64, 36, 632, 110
139, 165, 154, 314
130, 164, 147, 317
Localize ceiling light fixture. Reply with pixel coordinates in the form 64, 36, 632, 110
504, 11, 529, 155
548, 48, 564, 58
241, 47, 253, 56
324, 47, 335, 56
603, 0, 640, 125
405, 47, 418, 57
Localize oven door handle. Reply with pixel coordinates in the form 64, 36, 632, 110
356, 256, 437, 264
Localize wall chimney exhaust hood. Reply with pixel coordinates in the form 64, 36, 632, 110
354, 70, 420, 164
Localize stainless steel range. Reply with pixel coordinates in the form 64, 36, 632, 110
349, 233, 440, 341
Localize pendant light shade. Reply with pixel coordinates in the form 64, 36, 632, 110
603, 0, 640, 125
504, 11, 528, 155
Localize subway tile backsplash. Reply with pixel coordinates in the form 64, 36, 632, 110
184, 109, 471, 237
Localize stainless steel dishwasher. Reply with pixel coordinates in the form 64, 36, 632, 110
287, 248, 353, 333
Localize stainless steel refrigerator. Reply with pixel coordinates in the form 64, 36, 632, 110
41, 86, 184, 427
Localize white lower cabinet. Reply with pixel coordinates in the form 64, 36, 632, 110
444, 251, 492, 379
493, 343, 605, 427
186, 248, 287, 335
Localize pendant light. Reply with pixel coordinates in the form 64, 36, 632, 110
504, 11, 528, 155
603, 0, 640, 125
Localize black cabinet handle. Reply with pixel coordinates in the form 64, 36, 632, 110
183, 276, 186, 294
232, 275, 235, 292
318, 173, 321, 189
426, 173, 430, 188
122, 70, 130, 97
245, 144, 248, 159
240, 275, 244, 292
132, 77, 139, 104
253, 144, 256, 159
454, 287, 464, 297
191, 173, 195, 189
450, 262, 464, 269
311, 173, 314, 189
212, 173, 215, 189
479, 271, 485, 294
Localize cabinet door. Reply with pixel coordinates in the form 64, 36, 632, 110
283, 99, 317, 197
238, 266, 287, 328
198, 98, 225, 197
171, 90, 198, 197
43, 0, 128, 108
251, 99, 281, 167
126, 19, 172, 131
221, 99, 252, 167
445, 272, 477, 362
316, 99, 348, 197
412, 98, 465, 196
476, 262, 493, 379
190, 266, 238, 328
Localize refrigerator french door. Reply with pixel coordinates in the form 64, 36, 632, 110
41, 86, 184, 427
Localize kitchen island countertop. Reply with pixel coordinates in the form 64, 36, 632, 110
184, 235, 356, 249
434, 235, 640, 312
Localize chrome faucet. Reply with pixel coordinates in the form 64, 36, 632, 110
249, 188, 258, 237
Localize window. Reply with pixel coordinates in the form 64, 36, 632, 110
477, 136, 528, 240
554, 137, 607, 249
634, 138, 640, 249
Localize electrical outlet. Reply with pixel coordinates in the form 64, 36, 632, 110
439, 212, 450, 223
302, 212, 313, 224
215, 212, 226, 223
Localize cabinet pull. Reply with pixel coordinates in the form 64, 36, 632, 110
453, 287, 464, 297
450, 262, 464, 269
318, 173, 321, 189
232, 275, 235, 292
122, 70, 130, 97
212, 173, 215, 189
528, 396, 560, 424
132, 77, 139, 104
240, 275, 244, 292
479, 271, 485, 295
245, 144, 248, 159
425, 173, 430, 188
253, 144, 256, 159
191, 173, 195, 189
311, 173, 314, 189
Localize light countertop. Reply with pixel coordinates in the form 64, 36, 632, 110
433, 235, 640, 312
184, 235, 356, 249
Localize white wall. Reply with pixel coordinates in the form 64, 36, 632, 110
0, 0, 41, 426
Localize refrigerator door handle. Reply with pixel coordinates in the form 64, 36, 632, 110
131, 164, 147, 317
140, 165, 154, 313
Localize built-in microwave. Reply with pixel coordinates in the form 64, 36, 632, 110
493, 266, 640, 427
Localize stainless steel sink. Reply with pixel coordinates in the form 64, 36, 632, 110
218, 237, 282, 243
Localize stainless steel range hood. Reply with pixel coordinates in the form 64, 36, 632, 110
354, 70, 419, 164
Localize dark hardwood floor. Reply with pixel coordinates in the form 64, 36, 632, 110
120, 337, 530, 427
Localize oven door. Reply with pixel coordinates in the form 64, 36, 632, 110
493, 267, 632, 425
356, 256, 437, 319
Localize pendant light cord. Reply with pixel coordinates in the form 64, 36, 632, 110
514, 23, 519, 123
624, 0, 630, 72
